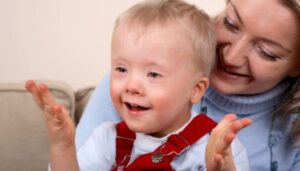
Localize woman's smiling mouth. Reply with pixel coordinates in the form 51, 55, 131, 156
219, 63, 250, 78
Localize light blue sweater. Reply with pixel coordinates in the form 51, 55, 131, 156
76, 74, 300, 171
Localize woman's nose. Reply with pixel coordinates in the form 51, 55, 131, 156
222, 35, 250, 67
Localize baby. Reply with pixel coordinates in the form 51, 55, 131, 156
26, 0, 251, 170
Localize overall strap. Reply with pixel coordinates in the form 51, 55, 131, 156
112, 121, 136, 171
124, 114, 217, 171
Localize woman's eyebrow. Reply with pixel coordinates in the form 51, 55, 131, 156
229, 1, 243, 25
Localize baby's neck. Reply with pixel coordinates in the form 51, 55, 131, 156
148, 113, 192, 138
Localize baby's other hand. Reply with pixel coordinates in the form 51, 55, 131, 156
205, 114, 252, 171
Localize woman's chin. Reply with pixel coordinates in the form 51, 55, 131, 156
210, 77, 244, 95
210, 71, 251, 95
211, 82, 233, 94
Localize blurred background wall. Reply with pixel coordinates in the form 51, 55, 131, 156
0, 0, 225, 89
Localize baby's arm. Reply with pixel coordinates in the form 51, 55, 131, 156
205, 114, 252, 171
26, 80, 79, 171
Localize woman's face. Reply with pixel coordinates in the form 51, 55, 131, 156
210, 0, 300, 95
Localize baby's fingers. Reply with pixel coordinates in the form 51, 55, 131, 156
221, 118, 252, 152
230, 118, 252, 134
25, 80, 58, 110
224, 118, 252, 144
44, 105, 68, 126
214, 154, 225, 168
53, 105, 69, 123
44, 105, 75, 147
216, 114, 237, 130
25, 80, 44, 108
44, 105, 58, 122
39, 83, 57, 107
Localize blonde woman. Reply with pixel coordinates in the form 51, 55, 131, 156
29, 0, 300, 170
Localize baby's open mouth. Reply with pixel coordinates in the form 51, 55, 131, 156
125, 102, 150, 111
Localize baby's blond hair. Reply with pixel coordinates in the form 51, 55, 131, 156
113, 0, 216, 76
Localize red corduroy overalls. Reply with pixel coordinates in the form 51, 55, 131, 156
111, 114, 217, 171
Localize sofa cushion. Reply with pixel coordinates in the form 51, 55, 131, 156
0, 80, 75, 171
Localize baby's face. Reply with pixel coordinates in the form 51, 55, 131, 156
109, 22, 204, 137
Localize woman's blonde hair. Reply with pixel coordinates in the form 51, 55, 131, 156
288, 0, 300, 12
225, 0, 300, 12
271, 0, 300, 145
113, 0, 216, 76
276, 78, 300, 146
281, 0, 300, 145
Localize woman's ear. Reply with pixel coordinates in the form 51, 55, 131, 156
289, 67, 300, 77
190, 77, 209, 104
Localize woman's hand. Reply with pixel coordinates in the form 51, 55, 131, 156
205, 114, 252, 171
25, 80, 75, 149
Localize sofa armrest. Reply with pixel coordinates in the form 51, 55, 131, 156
0, 80, 75, 171
74, 86, 95, 124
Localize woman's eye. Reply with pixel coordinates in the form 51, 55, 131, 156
223, 16, 239, 32
115, 66, 127, 73
147, 72, 162, 78
256, 46, 281, 61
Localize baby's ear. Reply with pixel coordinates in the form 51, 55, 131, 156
190, 77, 209, 104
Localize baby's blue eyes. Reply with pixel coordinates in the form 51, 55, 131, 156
114, 67, 162, 78
115, 66, 127, 73
147, 72, 162, 78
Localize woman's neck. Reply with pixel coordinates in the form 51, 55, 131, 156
205, 80, 291, 115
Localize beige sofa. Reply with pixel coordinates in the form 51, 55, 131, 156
0, 80, 94, 171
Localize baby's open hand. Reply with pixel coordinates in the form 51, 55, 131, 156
25, 80, 75, 149
205, 114, 252, 171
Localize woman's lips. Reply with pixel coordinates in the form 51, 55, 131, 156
217, 62, 251, 79
222, 66, 248, 77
